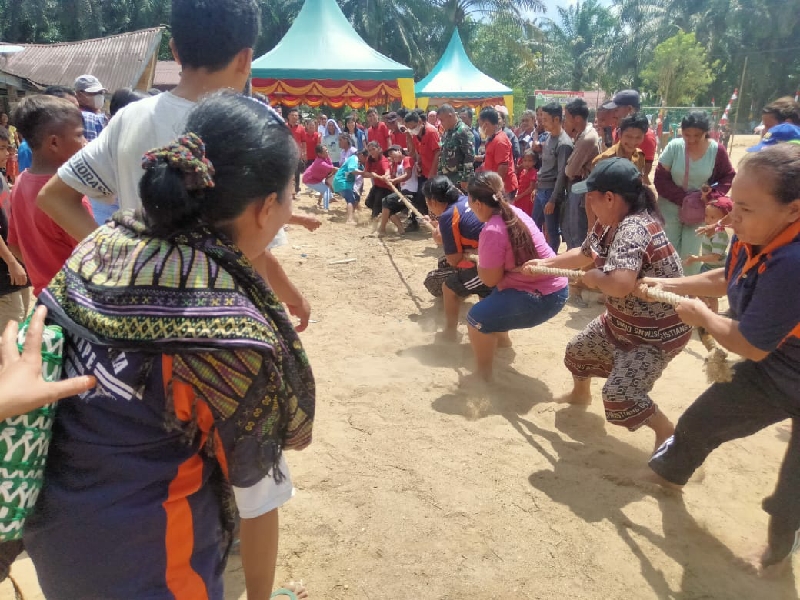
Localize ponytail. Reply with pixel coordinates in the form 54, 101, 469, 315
467, 171, 537, 266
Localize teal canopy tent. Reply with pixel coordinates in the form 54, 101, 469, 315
415, 29, 514, 116
251, 0, 415, 108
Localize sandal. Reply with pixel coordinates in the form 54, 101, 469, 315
271, 589, 298, 600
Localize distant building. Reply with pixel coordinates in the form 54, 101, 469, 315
153, 61, 181, 92
0, 28, 163, 110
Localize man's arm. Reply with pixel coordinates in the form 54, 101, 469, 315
429, 152, 440, 179
37, 176, 98, 242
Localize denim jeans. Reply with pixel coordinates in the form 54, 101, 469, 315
562, 191, 588, 250
533, 187, 561, 252
467, 286, 568, 333
306, 182, 332, 210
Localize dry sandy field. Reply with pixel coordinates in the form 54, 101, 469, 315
5, 135, 798, 600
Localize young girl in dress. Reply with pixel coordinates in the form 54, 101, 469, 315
514, 150, 538, 216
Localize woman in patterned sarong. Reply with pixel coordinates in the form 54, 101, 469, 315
522, 158, 691, 451
22, 92, 314, 600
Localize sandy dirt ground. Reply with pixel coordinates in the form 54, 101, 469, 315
5, 135, 799, 600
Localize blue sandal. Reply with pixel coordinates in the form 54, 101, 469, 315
271, 589, 298, 600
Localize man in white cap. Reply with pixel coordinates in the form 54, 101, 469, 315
74, 74, 108, 141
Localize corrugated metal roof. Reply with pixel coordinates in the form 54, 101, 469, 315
154, 61, 181, 89
1, 28, 163, 92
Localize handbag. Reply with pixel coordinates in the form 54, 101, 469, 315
0, 316, 63, 542
678, 147, 706, 226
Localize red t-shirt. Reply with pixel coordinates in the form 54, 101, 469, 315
7, 171, 93, 295
412, 123, 441, 179
366, 155, 390, 189
614, 127, 657, 162
367, 122, 390, 151
289, 123, 305, 152
484, 130, 518, 193
516, 168, 537, 201
304, 131, 321, 160
391, 129, 407, 149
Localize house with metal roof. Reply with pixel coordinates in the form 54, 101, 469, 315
0, 28, 164, 108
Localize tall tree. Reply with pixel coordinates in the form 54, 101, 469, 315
542, 0, 616, 91
641, 31, 715, 105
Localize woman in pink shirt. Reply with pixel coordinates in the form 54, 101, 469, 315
302, 144, 335, 210
466, 171, 569, 380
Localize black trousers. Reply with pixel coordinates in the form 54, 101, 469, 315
649, 360, 800, 564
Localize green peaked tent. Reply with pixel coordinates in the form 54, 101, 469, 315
415, 29, 514, 116
251, 0, 414, 108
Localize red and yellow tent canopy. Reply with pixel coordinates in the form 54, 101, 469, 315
251, 0, 414, 109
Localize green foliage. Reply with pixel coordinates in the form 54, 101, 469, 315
641, 31, 715, 105
1, 0, 798, 117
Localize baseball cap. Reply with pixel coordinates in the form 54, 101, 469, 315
602, 89, 640, 111
746, 123, 800, 152
74, 74, 107, 93
708, 196, 733, 214
385, 111, 399, 123
571, 158, 643, 195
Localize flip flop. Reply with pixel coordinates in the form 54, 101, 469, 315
271, 589, 298, 600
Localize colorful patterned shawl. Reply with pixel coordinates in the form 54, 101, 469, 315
39, 211, 315, 476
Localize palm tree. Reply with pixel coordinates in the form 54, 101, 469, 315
543, 0, 616, 91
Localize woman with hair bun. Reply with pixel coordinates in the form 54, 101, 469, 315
23, 91, 314, 600
533, 158, 690, 451
465, 171, 568, 380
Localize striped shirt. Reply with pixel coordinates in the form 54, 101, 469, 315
81, 109, 108, 141
700, 230, 729, 268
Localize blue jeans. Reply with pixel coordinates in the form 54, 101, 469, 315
467, 286, 568, 334
340, 189, 358, 205
306, 182, 332, 210
533, 187, 561, 252
562, 191, 588, 250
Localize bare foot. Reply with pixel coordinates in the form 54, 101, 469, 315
272, 581, 309, 599
556, 391, 592, 405
641, 467, 684, 492
435, 329, 460, 344
346, 220, 356, 226
744, 547, 793, 579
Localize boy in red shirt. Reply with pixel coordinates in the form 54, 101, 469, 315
286, 107, 305, 198
8, 96, 92, 296
356, 141, 392, 218
303, 118, 321, 168
366, 107, 390, 151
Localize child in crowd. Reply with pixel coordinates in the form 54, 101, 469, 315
338, 132, 357, 165
7, 96, 92, 296
304, 118, 321, 168
378, 145, 414, 236
302, 144, 336, 210
684, 195, 732, 313
334, 148, 367, 225
0, 127, 31, 330
358, 141, 392, 219
323, 119, 342, 166
514, 150, 538, 216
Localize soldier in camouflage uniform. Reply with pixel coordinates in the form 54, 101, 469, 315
437, 104, 475, 189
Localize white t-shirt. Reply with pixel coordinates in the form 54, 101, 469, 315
59, 91, 288, 250
60, 92, 195, 211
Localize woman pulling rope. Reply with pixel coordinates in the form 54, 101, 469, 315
523, 158, 692, 452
